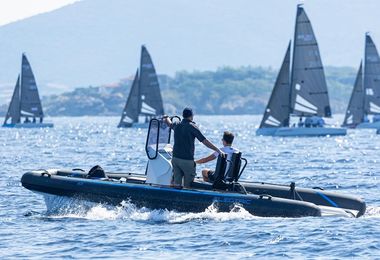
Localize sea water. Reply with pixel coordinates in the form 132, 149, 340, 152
0, 115, 379, 259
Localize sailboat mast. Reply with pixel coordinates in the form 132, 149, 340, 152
138, 45, 143, 115
289, 5, 301, 116
19, 54, 23, 118
363, 33, 369, 115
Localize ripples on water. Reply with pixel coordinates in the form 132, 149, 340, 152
0, 115, 379, 258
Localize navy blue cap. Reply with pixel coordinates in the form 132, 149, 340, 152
182, 107, 193, 118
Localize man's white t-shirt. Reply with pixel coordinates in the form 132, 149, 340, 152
213, 146, 239, 160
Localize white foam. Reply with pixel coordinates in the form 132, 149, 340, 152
43, 195, 257, 222
363, 206, 380, 218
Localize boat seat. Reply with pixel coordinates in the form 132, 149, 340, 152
212, 152, 247, 191
225, 152, 242, 182
211, 155, 227, 188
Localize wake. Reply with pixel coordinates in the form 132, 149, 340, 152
41, 194, 257, 223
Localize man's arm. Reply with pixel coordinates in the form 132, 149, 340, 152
195, 153, 217, 164
202, 139, 225, 156
191, 124, 225, 157
163, 115, 172, 127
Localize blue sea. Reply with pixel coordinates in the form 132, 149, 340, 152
1, 115, 379, 259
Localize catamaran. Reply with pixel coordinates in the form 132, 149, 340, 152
342, 34, 380, 129
3, 54, 53, 128
118, 45, 164, 128
256, 5, 346, 137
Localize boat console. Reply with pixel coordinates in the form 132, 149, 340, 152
145, 118, 174, 186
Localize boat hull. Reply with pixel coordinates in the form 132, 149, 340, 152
3, 123, 54, 128
192, 179, 365, 217
256, 127, 347, 137
241, 181, 366, 217
356, 121, 380, 129
21, 170, 322, 218
118, 122, 149, 128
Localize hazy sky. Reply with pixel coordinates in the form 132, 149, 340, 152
0, 0, 79, 26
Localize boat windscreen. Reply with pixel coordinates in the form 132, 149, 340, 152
145, 119, 171, 159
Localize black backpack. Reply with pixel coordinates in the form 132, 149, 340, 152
87, 165, 107, 178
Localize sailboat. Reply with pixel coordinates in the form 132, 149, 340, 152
118, 45, 164, 128
256, 5, 346, 137
342, 34, 380, 129
3, 54, 53, 128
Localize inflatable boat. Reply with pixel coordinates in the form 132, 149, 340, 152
21, 169, 322, 218
21, 118, 366, 218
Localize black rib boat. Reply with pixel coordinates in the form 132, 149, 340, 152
21, 118, 366, 218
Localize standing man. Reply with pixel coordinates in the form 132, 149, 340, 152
164, 107, 224, 188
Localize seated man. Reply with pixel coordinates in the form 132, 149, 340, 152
195, 131, 239, 183
304, 117, 312, 128
297, 117, 304, 127
317, 117, 325, 127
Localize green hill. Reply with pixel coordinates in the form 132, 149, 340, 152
0, 66, 357, 117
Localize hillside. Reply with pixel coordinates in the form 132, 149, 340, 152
0, 0, 378, 95
0, 66, 355, 117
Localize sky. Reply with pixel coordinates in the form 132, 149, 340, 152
0, 0, 79, 26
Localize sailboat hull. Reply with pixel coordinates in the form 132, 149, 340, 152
356, 121, 380, 129
257, 127, 347, 137
3, 123, 54, 128
118, 122, 149, 128
256, 128, 278, 136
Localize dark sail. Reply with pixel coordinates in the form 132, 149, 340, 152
20, 54, 44, 118
3, 75, 21, 125
138, 46, 164, 116
342, 62, 364, 127
290, 5, 331, 117
364, 34, 380, 114
118, 70, 140, 127
259, 42, 291, 128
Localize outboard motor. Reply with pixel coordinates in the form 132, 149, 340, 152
145, 118, 174, 185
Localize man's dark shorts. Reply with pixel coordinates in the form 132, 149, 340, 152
206, 170, 216, 182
